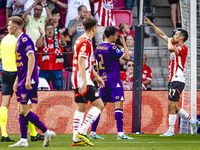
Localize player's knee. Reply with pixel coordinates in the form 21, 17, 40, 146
168, 101, 176, 112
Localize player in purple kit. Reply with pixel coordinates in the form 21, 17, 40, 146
89, 26, 134, 139
7, 16, 55, 147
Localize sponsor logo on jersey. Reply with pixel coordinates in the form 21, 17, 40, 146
22, 37, 27, 42
115, 48, 121, 53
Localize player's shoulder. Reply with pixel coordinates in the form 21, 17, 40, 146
177, 44, 188, 51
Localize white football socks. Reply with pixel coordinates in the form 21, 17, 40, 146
73, 110, 84, 142
79, 106, 101, 135
177, 108, 195, 124
169, 114, 176, 133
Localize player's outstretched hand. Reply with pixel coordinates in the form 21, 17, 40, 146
144, 16, 153, 26
96, 76, 105, 88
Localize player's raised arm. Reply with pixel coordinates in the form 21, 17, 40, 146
120, 35, 130, 60
144, 16, 168, 43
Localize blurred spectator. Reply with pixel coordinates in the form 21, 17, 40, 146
119, 34, 134, 70
51, 8, 71, 41
36, 23, 66, 90
6, 0, 26, 26
119, 23, 130, 38
68, 5, 87, 51
22, 1, 52, 50
126, 0, 149, 37
119, 23, 135, 38
142, 54, 152, 90
126, 34, 134, 58
0, 30, 6, 71
24, 0, 47, 16
121, 60, 134, 90
46, 0, 54, 11
168, 0, 181, 33
0, 0, 7, 9
51, 0, 91, 28
37, 66, 50, 90
63, 46, 72, 71
93, 0, 115, 46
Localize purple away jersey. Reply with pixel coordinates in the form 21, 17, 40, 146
16, 33, 38, 87
95, 42, 124, 89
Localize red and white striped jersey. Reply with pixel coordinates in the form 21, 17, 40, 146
71, 35, 95, 89
168, 43, 188, 83
94, 0, 116, 26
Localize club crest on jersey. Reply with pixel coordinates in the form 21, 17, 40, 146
81, 46, 86, 52
178, 46, 182, 50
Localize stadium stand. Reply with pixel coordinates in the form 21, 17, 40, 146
0, 10, 6, 30
113, 0, 126, 10
113, 10, 133, 29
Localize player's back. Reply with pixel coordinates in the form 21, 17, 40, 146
95, 42, 124, 89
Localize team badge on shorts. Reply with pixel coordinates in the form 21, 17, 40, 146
21, 94, 27, 100
95, 92, 99, 97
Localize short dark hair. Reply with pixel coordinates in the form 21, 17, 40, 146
52, 8, 60, 15
78, 5, 86, 12
177, 28, 188, 42
115, 36, 123, 47
0, 30, 6, 36
36, 3, 43, 7
125, 60, 134, 66
104, 26, 118, 38
83, 16, 97, 31
45, 22, 54, 30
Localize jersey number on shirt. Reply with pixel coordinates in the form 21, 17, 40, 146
98, 54, 105, 70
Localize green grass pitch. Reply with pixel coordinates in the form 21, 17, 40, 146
1, 134, 200, 150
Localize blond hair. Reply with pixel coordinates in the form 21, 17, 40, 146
119, 23, 129, 33
8, 16, 24, 29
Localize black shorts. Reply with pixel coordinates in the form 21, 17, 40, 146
168, 81, 185, 101
74, 85, 100, 103
2, 70, 17, 95
168, 0, 179, 5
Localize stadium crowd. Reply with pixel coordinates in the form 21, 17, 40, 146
0, 0, 152, 91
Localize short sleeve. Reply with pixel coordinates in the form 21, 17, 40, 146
109, 45, 124, 58
68, 19, 75, 29
6, 0, 13, 8
21, 36, 35, 55
176, 45, 188, 58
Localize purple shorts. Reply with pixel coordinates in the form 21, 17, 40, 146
17, 84, 38, 105
99, 86, 125, 103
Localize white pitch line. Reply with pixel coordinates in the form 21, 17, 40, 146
51, 141, 200, 144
